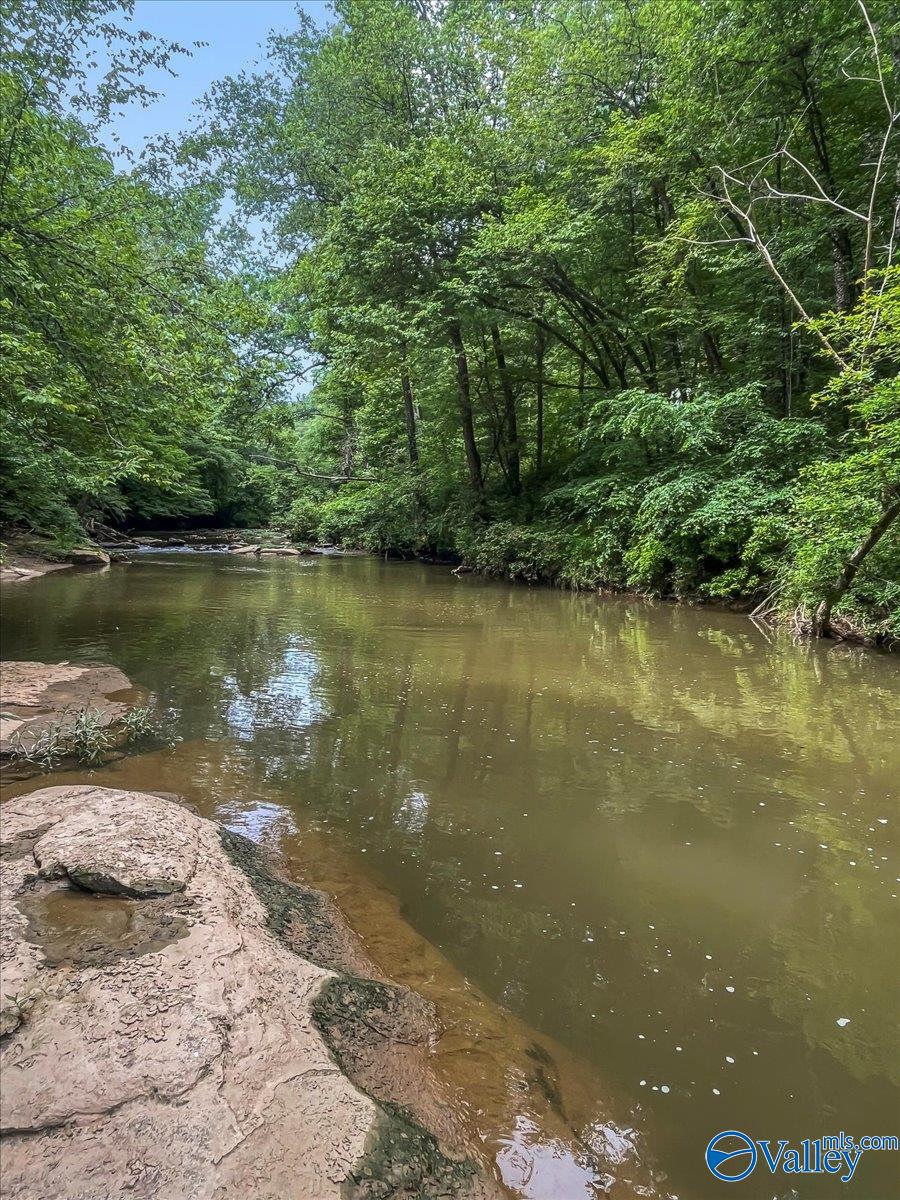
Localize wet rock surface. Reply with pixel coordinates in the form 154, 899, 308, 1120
0, 787, 501, 1200
0, 661, 136, 758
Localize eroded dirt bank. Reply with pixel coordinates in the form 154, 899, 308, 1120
0, 786, 502, 1200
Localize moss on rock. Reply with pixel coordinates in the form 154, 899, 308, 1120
219, 827, 491, 1200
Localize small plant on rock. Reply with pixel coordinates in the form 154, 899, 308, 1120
7, 724, 66, 771
68, 709, 114, 764
4, 705, 161, 772
118, 705, 157, 742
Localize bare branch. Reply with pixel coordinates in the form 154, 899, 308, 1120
757, 181, 868, 222
856, 0, 899, 278
706, 0, 895, 362
711, 168, 848, 367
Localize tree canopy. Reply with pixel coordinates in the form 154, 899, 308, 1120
0, 0, 297, 536
2, 0, 898, 636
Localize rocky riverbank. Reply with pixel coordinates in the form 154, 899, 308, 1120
0, 785, 502, 1200
0, 670, 666, 1198
0, 529, 339, 580
0, 554, 74, 585
0, 540, 112, 584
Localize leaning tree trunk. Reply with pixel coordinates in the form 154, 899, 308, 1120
812, 493, 900, 636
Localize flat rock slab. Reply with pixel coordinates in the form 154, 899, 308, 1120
66, 547, 110, 565
0, 786, 377, 1199
0, 557, 72, 585
0, 662, 134, 754
230, 545, 308, 556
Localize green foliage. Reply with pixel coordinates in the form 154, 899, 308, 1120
314, 477, 424, 555
275, 496, 322, 543
194, 0, 897, 634
3, 0, 898, 636
774, 272, 900, 633
788, 455, 900, 632
545, 387, 830, 595
457, 522, 573, 584
0, 0, 295, 537
117, 705, 158, 742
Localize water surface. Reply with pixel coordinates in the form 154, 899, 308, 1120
2, 554, 897, 1198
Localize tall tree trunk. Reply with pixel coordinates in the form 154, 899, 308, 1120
400, 362, 419, 468
831, 228, 855, 311
665, 331, 687, 394
792, 48, 856, 311
490, 324, 520, 494
534, 324, 546, 475
340, 404, 357, 479
812, 494, 900, 636
654, 179, 724, 377
576, 346, 587, 431
449, 323, 483, 497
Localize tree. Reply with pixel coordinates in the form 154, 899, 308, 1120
0, 0, 292, 536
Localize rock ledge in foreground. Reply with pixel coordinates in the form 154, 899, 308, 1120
0, 786, 495, 1200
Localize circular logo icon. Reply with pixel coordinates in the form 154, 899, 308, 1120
706, 1130, 758, 1181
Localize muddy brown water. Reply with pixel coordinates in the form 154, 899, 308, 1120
1, 553, 897, 1199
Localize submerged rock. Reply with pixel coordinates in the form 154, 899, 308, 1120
0, 787, 498, 1200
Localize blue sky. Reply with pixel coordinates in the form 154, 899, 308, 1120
103, 0, 330, 156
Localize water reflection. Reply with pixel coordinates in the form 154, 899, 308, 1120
1, 554, 897, 1199
225, 638, 325, 739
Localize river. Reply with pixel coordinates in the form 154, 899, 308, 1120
1, 551, 897, 1198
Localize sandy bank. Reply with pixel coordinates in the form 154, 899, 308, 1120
0, 785, 501, 1200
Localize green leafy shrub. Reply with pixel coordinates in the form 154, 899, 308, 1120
457, 521, 570, 583
315, 478, 423, 555
547, 387, 831, 597
276, 496, 322, 543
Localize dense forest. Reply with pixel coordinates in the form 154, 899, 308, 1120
1, 0, 898, 637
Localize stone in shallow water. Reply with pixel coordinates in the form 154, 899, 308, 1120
0, 662, 135, 757
66, 547, 110, 565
